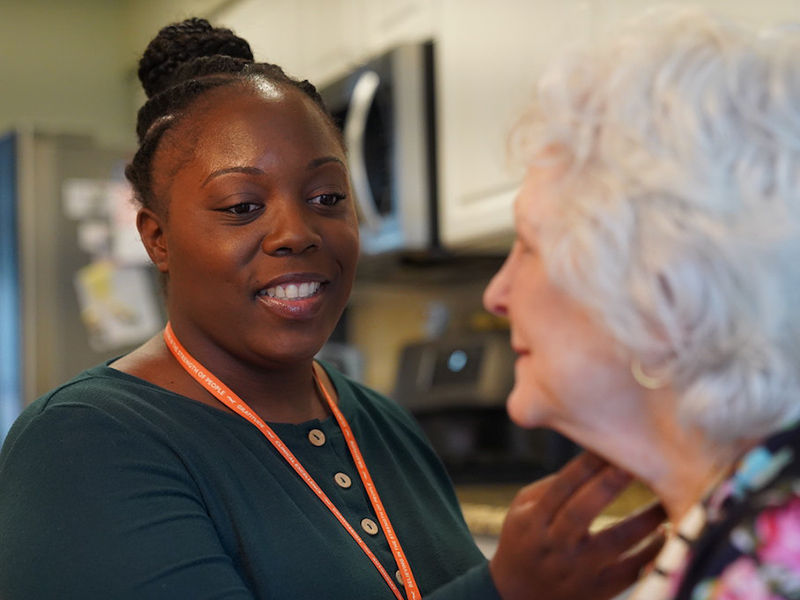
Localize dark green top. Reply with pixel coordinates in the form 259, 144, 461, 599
0, 361, 499, 600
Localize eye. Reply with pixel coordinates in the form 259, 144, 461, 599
309, 193, 346, 207
223, 202, 262, 215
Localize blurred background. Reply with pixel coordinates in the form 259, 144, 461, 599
2, 0, 798, 556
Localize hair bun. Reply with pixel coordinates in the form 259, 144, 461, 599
138, 17, 254, 98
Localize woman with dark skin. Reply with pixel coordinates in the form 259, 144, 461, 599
0, 18, 663, 600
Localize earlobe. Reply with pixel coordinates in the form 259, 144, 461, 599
137, 207, 169, 273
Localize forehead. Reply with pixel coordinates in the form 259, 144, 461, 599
184, 82, 343, 166
514, 162, 564, 243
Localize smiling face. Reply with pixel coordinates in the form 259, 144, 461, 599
138, 80, 359, 371
483, 164, 638, 431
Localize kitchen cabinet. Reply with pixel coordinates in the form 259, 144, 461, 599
216, 0, 306, 78
436, 0, 592, 250
300, 0, 436, 85
435, 0, 800, 250
218, 0, 436, 87
296, 0, 365, 85
361, 0, 438, 57
217, 0, 360, 85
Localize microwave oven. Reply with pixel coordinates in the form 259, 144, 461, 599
320, 41, 438, 255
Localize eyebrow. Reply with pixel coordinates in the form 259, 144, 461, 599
201, 156, 346, 187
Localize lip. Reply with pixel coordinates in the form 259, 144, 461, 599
255, 272, 330, 321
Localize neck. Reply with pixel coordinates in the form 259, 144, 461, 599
163, 323, 329, 424
556, 388, 749, 524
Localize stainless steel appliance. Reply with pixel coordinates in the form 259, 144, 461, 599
0, 130, 162, 442
320, 41, 438, 255
393, 332, 579, 483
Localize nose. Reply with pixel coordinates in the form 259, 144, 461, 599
483, 250, 514, 317
262, 199, 322, 256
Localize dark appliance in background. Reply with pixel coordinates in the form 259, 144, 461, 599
393, 332, 579, 484
320, 41, 438, 255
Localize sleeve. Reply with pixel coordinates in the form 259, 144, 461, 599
0, 402, 255, 600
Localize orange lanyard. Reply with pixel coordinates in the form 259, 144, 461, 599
163, 323, 421, 600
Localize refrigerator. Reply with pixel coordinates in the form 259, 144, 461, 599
0, 129, 164, 442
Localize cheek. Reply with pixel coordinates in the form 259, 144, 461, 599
508, 282, 554, 344
175, 232, 252, 276
330, 222, 360, 267
505, 345, 608, 430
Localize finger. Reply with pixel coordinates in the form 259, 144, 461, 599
510, 473, 557, 506
520, 451, 607, 527
589, 501, 667, 557
549, 465, 632, 543
596, 530, 666, 598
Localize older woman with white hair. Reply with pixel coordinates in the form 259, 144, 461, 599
484, 7, 800, 600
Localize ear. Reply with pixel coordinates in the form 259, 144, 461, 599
137, 207, 169, 273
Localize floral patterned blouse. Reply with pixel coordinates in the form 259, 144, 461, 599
631, 417, 800, 600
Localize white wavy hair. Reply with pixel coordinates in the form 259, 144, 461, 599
512, 6, 800, 442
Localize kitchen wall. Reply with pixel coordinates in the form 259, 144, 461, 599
0, 0, 130, 148
350, 261, 508, 394
0, 0, 236, 149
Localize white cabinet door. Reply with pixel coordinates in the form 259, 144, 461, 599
217, 0, 306, 77
218, 0, 364, 86
361, 0, 439, 55
296, 0, 365, 86
437, 0, 592, 250
297, 0, 438, 85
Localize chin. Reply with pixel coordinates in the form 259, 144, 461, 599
246, 330, 328, 367
505, 384, 546, 429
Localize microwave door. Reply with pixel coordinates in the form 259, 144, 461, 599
343, 70, 383, 232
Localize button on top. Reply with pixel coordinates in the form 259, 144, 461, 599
307, 428, 326, 446
395, 570, 404, 586
360, 518, 379, 536
334, 472, 352, 488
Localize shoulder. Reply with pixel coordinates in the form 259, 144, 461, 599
680, 491, 800, 600
4, 366, 123, 440
0, 362, 202, 472
8, 363, 159, 424
678, 422, 800, 599
3, 365, 145, 452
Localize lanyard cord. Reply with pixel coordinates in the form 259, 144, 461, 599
163, 323, 421, 600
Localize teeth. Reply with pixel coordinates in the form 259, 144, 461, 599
263, 281, 321, 300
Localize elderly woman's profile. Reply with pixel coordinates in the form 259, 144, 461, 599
484, 6, 800, 599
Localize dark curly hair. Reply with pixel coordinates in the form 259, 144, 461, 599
125, 17, 336, 212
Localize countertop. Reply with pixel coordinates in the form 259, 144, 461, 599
456, 480, 656, 537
